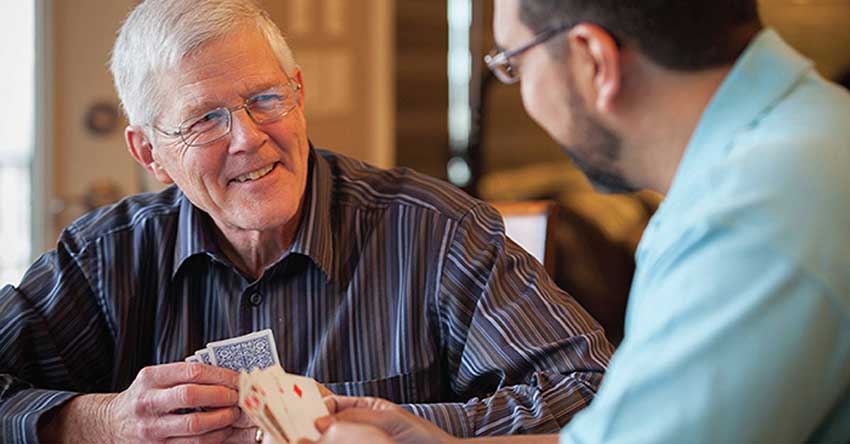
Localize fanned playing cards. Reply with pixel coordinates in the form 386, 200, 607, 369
239, 365, 329, 443
185, 328, 280, 372
183, 329, 328, 442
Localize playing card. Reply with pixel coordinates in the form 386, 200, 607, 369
194, 348, 213, 365
237, 365, 329, 444
207, 329, 280, 372
239, 371, 290, 444
274, 372, 329, 441
184, 355, 201, 363
255, 368, 300, 442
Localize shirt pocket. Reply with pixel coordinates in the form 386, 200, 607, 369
322, 363, 445, 404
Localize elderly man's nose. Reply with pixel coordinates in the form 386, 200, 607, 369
229, 107, 266, 151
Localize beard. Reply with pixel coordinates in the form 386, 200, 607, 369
559, 81, 637, 194
561, 143, 637, 194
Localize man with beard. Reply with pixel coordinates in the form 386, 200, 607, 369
307, 0, 850, 443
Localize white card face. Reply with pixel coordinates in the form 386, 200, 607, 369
239, 372, 264, 428
206, 329, 281, 372
258, 369, 300, 442
239, 372, 290, 444
276, 373, 329, 442
243, 367, 327, 442
239, 373, 270, 435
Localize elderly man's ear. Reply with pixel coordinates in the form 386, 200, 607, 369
296, 69, 305, 104
125, 126, 174, 185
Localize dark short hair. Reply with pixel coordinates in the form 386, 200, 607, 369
519, 0, 762, 71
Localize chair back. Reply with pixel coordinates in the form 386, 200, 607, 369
491, 200, 557, 277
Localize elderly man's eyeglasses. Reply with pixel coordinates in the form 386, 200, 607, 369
153, 80, 302, 147
485, 23, 573, 84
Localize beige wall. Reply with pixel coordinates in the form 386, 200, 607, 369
49, 0, 137, 238
45, 0, 395, 244
265, 0, 396, 168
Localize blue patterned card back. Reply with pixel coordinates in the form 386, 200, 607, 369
207, 329, 280, 372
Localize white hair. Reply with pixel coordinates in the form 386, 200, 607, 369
110, 0, 298, 126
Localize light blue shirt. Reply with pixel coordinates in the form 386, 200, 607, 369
562, 29, 850, 443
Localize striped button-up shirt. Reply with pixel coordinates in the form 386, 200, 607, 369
0, 148, 613, 443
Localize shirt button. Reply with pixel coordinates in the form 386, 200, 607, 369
249, 292, 263, 306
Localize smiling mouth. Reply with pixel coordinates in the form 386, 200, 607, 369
234, 163, 276, 183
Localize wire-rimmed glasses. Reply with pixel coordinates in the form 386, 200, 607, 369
152, 79, 302, 147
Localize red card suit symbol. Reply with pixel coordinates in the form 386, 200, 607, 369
293, 384, 303, 398
247, 395, 259, 410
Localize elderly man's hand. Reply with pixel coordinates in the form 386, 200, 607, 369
307, 396, 457, 444
107, 362, 243, 443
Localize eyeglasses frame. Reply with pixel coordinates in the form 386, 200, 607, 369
485, 22, 574, 84
150, 78, 303, 147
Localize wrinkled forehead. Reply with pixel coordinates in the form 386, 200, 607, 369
493, 0, 528, 49
156, 28, 289, 123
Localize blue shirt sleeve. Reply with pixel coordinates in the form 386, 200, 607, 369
417, 202, 613, 437
0, 244, 114, 443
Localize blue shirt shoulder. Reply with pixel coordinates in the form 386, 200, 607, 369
58, 186, 183, 257
316, 148, 485, 223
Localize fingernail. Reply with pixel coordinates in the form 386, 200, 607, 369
314, 416, 332, 431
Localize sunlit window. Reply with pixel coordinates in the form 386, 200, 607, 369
0, 1, 35, 285
447, 0, 473, 187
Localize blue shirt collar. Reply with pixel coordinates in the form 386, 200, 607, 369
288, 148, 337, 282
654, 29, 813, 223
172, 191, 222, 277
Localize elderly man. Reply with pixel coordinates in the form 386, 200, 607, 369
312, 0, 850, 443
0, 0, 614, 443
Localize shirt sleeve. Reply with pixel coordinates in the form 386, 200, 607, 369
0, 241, 115, 444
560, 221, 850, 444
405, 202, 614, 437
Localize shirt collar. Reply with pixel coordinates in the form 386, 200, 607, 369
288, 147, 337, 282
656, 28, 813, 219
172, 191, 223, 278
172, 146, 337, 282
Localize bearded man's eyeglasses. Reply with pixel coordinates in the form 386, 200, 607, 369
485, 23, 573, 84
